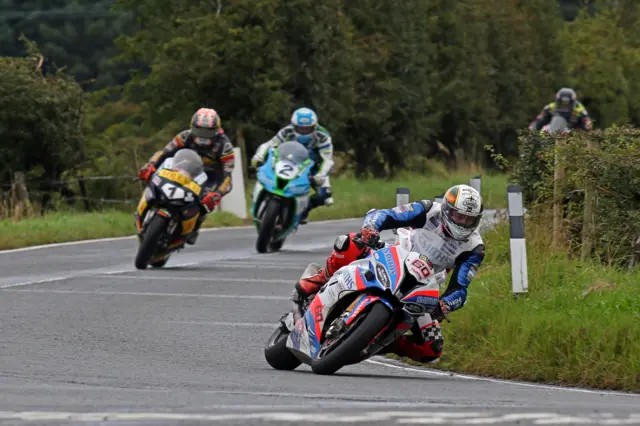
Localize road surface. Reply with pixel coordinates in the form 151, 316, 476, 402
0, 214, 638, 425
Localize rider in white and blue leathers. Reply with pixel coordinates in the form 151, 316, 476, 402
251, 108, 335, 223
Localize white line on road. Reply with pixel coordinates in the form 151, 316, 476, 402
0, 288, 290, 300
0, 411, 636, 424
166, 320, 276, 327
91, 275, 292, 284
366, 359, 640, 398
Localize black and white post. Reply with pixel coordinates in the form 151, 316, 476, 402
508, 184, 529, 294
394, 188, 410, 242
469, 176, 481, 195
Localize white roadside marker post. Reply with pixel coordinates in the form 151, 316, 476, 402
507, 184, 529, 296
219, 147, 248, 219
394, 188, 410, 243
469, 176, 481, 195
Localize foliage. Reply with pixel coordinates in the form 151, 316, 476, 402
0, 0, 137, 90
513, 126, 640, 265
0, 46, 84, 198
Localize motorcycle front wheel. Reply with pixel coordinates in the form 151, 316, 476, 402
256, 198, 281, 253
311, 302, 392, 375
134, 214, 168, 270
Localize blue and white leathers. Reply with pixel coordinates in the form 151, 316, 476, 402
363, 201, 485, 312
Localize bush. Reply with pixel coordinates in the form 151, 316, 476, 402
512, 126, 640, 265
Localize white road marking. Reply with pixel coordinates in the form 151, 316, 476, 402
166, 320, 276, 327
0, 411, 636, 424
0, 289, 289, 300
366, 359, 640, 398
91, 275, 292, 284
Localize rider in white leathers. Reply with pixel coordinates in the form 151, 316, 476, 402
292, 184, 485, 363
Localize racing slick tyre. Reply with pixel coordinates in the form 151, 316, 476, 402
135, 215, 168, 270
256, 198, 280, 254
264, 325, 302, 371
311, 302, 392, 376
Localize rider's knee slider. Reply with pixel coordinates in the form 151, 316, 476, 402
333, 234, 351, 252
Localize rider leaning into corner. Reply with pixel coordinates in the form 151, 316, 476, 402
137, 108, 236, 245
251, 107, 335, 224
291, 184, 485, 364
529, 87, 593, 132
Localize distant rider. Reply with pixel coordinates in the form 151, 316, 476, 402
290, 184, 485, 364
138, 107, 235, 244
251, 107, 334, 224
529, 87, 593, 131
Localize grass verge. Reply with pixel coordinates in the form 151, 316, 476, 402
390, 213, 640, 392
0, 172, 507, 250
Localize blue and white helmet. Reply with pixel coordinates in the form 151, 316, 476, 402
291, 107, 318, 145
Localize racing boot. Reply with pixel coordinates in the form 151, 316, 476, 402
292, 233, 369, 310
186, 212, 207, 245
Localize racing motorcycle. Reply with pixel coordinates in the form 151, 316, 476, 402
264, 228, 445, 375
543, 115, 570, 134
251, 141, 314, 253
134, 149, 208, 270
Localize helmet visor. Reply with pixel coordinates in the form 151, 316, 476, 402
294, 125, 315, 135
445, 205, 482, 230
192, 127, 217, 139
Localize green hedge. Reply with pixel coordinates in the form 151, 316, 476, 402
512, 126, 640, 265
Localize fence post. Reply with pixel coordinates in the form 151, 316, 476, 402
580, 137, 598, 261
508, 184, 528, 295
11, 172, 32, 221
394, 188, 410, 242
469, 176, 481, 195
552, 136, 566, 249
219, 147, 248, 219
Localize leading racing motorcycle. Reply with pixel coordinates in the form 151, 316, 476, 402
264, 228, 446, 375
251, 141, 314, 253
134, 149, 208, 270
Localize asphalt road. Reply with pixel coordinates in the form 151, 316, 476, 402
0, 213, 638, 425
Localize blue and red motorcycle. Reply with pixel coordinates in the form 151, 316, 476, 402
264, 228, 445, 375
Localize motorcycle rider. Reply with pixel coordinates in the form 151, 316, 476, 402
251, 107, 334, 224
291, 184, 485, 364
529, 87, 593, 131
138, 107, 235, 244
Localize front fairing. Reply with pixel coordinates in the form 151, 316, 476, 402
257, 148, 314, 197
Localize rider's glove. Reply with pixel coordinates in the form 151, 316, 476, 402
354, 224, 381, 248
250, 156, 263, 169
432, 300, 450, 323
138, 163, 156, 182
200, 191, 222, 213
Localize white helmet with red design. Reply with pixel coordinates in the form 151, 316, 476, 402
190, 108, 221, 145
440, 184, 483, 240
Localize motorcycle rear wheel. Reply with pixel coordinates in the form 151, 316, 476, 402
264, 325, 301, 370
311, 302, 391, 375
135, 214, 168, 270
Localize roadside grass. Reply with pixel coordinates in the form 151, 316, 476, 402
0, 172, 507, 250
390, 215, 640, 392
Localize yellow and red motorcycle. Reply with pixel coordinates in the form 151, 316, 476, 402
134, 149, 208, 269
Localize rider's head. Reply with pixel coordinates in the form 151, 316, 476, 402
190, 108, 221, 146
555, 88, 577, 113
291, 107, 318, 145
440, 184, 483, 241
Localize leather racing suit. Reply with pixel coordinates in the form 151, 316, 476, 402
295, 200, 485, 363
254, 124, 334, 213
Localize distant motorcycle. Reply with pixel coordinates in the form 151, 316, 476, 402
264, 228, 445, 375
542, 115, 570, 134
134, 149, 207, 269
251, 141, 314, 253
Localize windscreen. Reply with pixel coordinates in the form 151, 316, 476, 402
171, 149, 205, 179
277, 141, 310, 165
